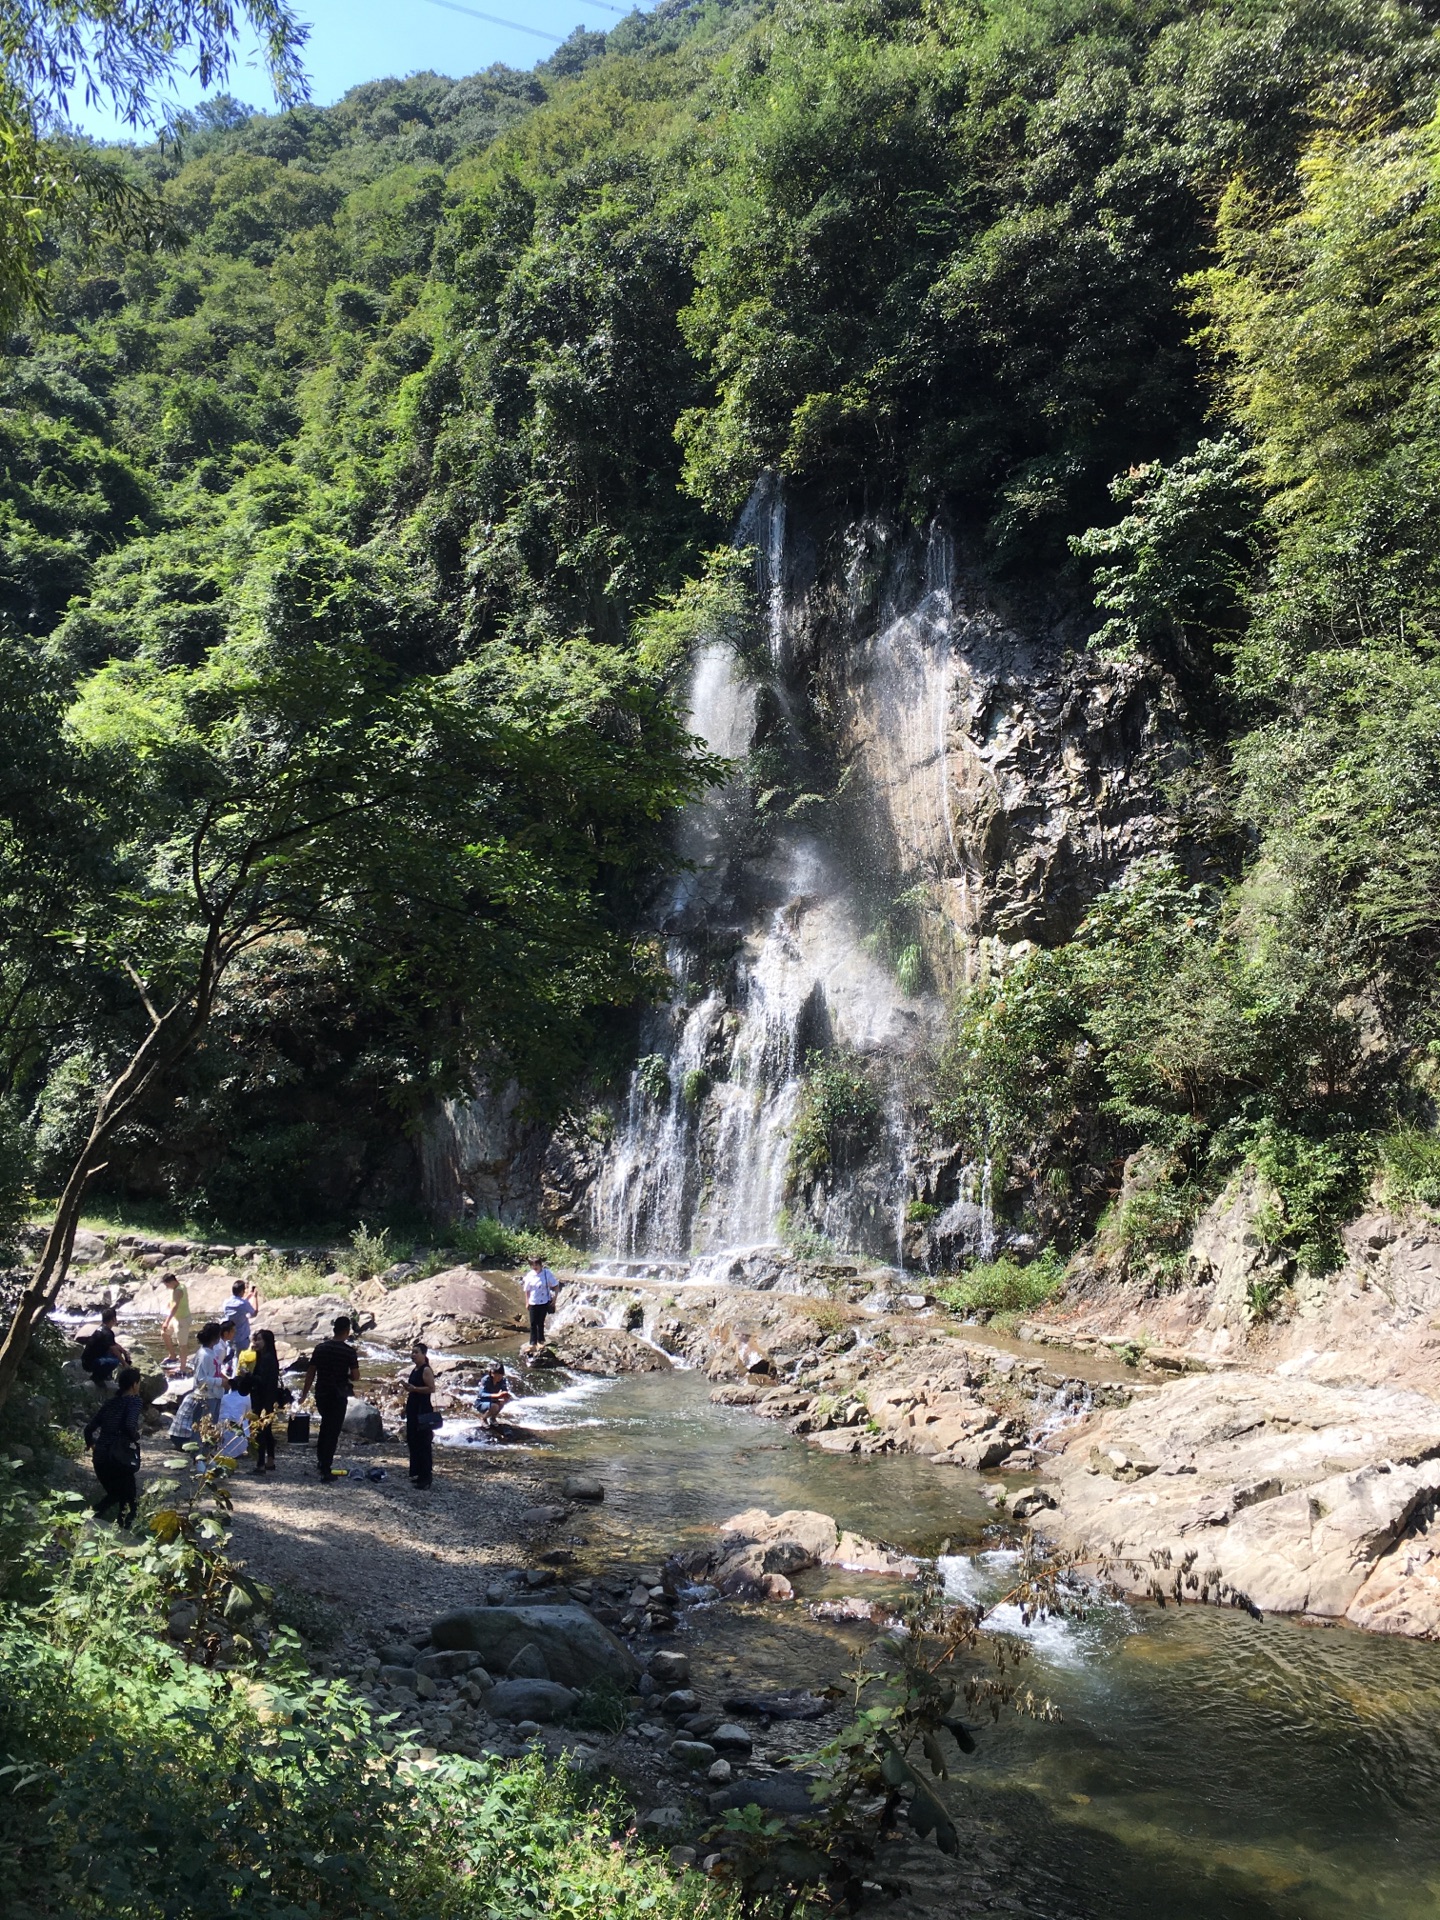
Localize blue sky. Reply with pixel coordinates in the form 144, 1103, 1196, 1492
67, 0, 644, 142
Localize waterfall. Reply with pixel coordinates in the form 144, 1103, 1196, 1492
585, 486, 996, 1268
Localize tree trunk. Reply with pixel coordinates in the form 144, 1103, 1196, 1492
0, 995, 206, 1412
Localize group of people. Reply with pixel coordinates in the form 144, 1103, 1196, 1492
79, 1252, 561, 1522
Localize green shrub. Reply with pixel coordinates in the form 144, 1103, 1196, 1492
1379, 1126, 1440, 1210
1098, 1150, 1203, 1288
636, 1053, 671, 1104
450, 1216, 571, 1269
0, 1490, 729, 1920
1243, 1123, 1374, 1275
789, 1051, 882, 1183
256, 1255, 334, 1298
348, 1221, 394, 1281
935, 1249, 1065, 1319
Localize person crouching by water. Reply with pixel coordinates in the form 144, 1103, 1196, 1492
84, 1366, 143, 1527
474, 1361, 511, 1430
79, 1307, 129, 1386
406, 1342, 437, 1490
249, 1329, 282, 1475
302, 1316, 359, 1482
523, 1254, 559, 1351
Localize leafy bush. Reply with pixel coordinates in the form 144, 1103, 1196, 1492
449, 1216, 571, 1269
636, 1054, 671, 1105
935, 1249, 1065, 1319
789, 1052, 882, 1183
1243, 1123, 1374, 1276
348, 1221, 394, 1281
1380, 1126, 1440, 1210
0, 1485, 728, 1920
1097, 1149, 1204, 1289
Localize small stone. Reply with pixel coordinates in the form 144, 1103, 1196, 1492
524, 1567, 557, 1589
380, 1663, 418, 1691
415, 1649, 480, 1680
640, 1806, 687, 1835
563, 1475, 605, 1501
638, 1673, 659, 1696
669, 1739, 717, 1768
661, 1688, 699, 1717
415, 1673, 439, 1701
514, 1719, 542, 1739
707, 1758, 732, 1784
668, 1846, 698, 1871
649, 1649, 690, 1687
709, 1723, 753, 1753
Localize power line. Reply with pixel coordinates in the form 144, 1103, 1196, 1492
416, 0, 564, 44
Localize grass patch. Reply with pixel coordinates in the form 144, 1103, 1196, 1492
447, 1216, 573, 1268
934, 1249, 1066, 1320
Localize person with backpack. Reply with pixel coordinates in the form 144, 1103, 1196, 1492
78, 1307, 129, 1385
84, 1366, 143, 1526
301, 1316, 359, 1482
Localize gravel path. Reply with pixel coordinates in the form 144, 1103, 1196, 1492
224, 1430, 557, 1636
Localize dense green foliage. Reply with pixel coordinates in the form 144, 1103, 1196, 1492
0, 1469, 724, 1920
2, 0, 1440, 1264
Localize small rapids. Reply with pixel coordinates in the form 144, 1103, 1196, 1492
430, 1362, 1440, 1920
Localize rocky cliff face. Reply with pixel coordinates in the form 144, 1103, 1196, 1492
425, 483, 1192, 1264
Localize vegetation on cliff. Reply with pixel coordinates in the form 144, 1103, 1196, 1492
2, 0, 1440, 1271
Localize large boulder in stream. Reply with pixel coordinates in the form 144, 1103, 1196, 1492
429, 1602, 636, 1688
1039, 1370, 1440, 1630
553, 1327, 672, 1374
363, 1268, 514, 1348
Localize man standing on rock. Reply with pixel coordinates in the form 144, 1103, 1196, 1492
523, 1255, 560, 1351
302, 1316, 359, 1482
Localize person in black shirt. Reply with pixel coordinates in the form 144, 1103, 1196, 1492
249, 1328, 283, 1475
79, 1308, 129, 1385
302, 1316, 359, 1481
405, 1341, 437, 1490
84, 1366, 143, 1526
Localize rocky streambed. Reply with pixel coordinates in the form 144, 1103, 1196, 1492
37, 1221, 1440, 1917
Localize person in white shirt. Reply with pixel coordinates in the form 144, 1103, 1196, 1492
523, 1256, 559, 1350
170, 1322, 226, 1444
214, 1376, 252, 1463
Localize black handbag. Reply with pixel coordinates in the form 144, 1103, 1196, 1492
286, 1410, 311, 1443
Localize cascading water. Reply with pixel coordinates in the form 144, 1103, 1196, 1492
585, 479, 1003, 1270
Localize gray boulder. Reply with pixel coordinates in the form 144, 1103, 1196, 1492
710, 1723, 754, 1753
709, 1775, 816, 1815
429, 1603, 636, 1688
342, 1399, 384, 1440
563, 1474, 605, 1501
649, 1650, 690, 1686
380, 1664, 418, 1691
487, 1678, 577, 1722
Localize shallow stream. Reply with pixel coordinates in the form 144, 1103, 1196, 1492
447, 1365, 1440, 1920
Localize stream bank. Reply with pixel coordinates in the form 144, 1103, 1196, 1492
37, 1229, 1440, 1917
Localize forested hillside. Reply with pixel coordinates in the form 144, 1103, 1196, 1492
5, 0, 1440, 1267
